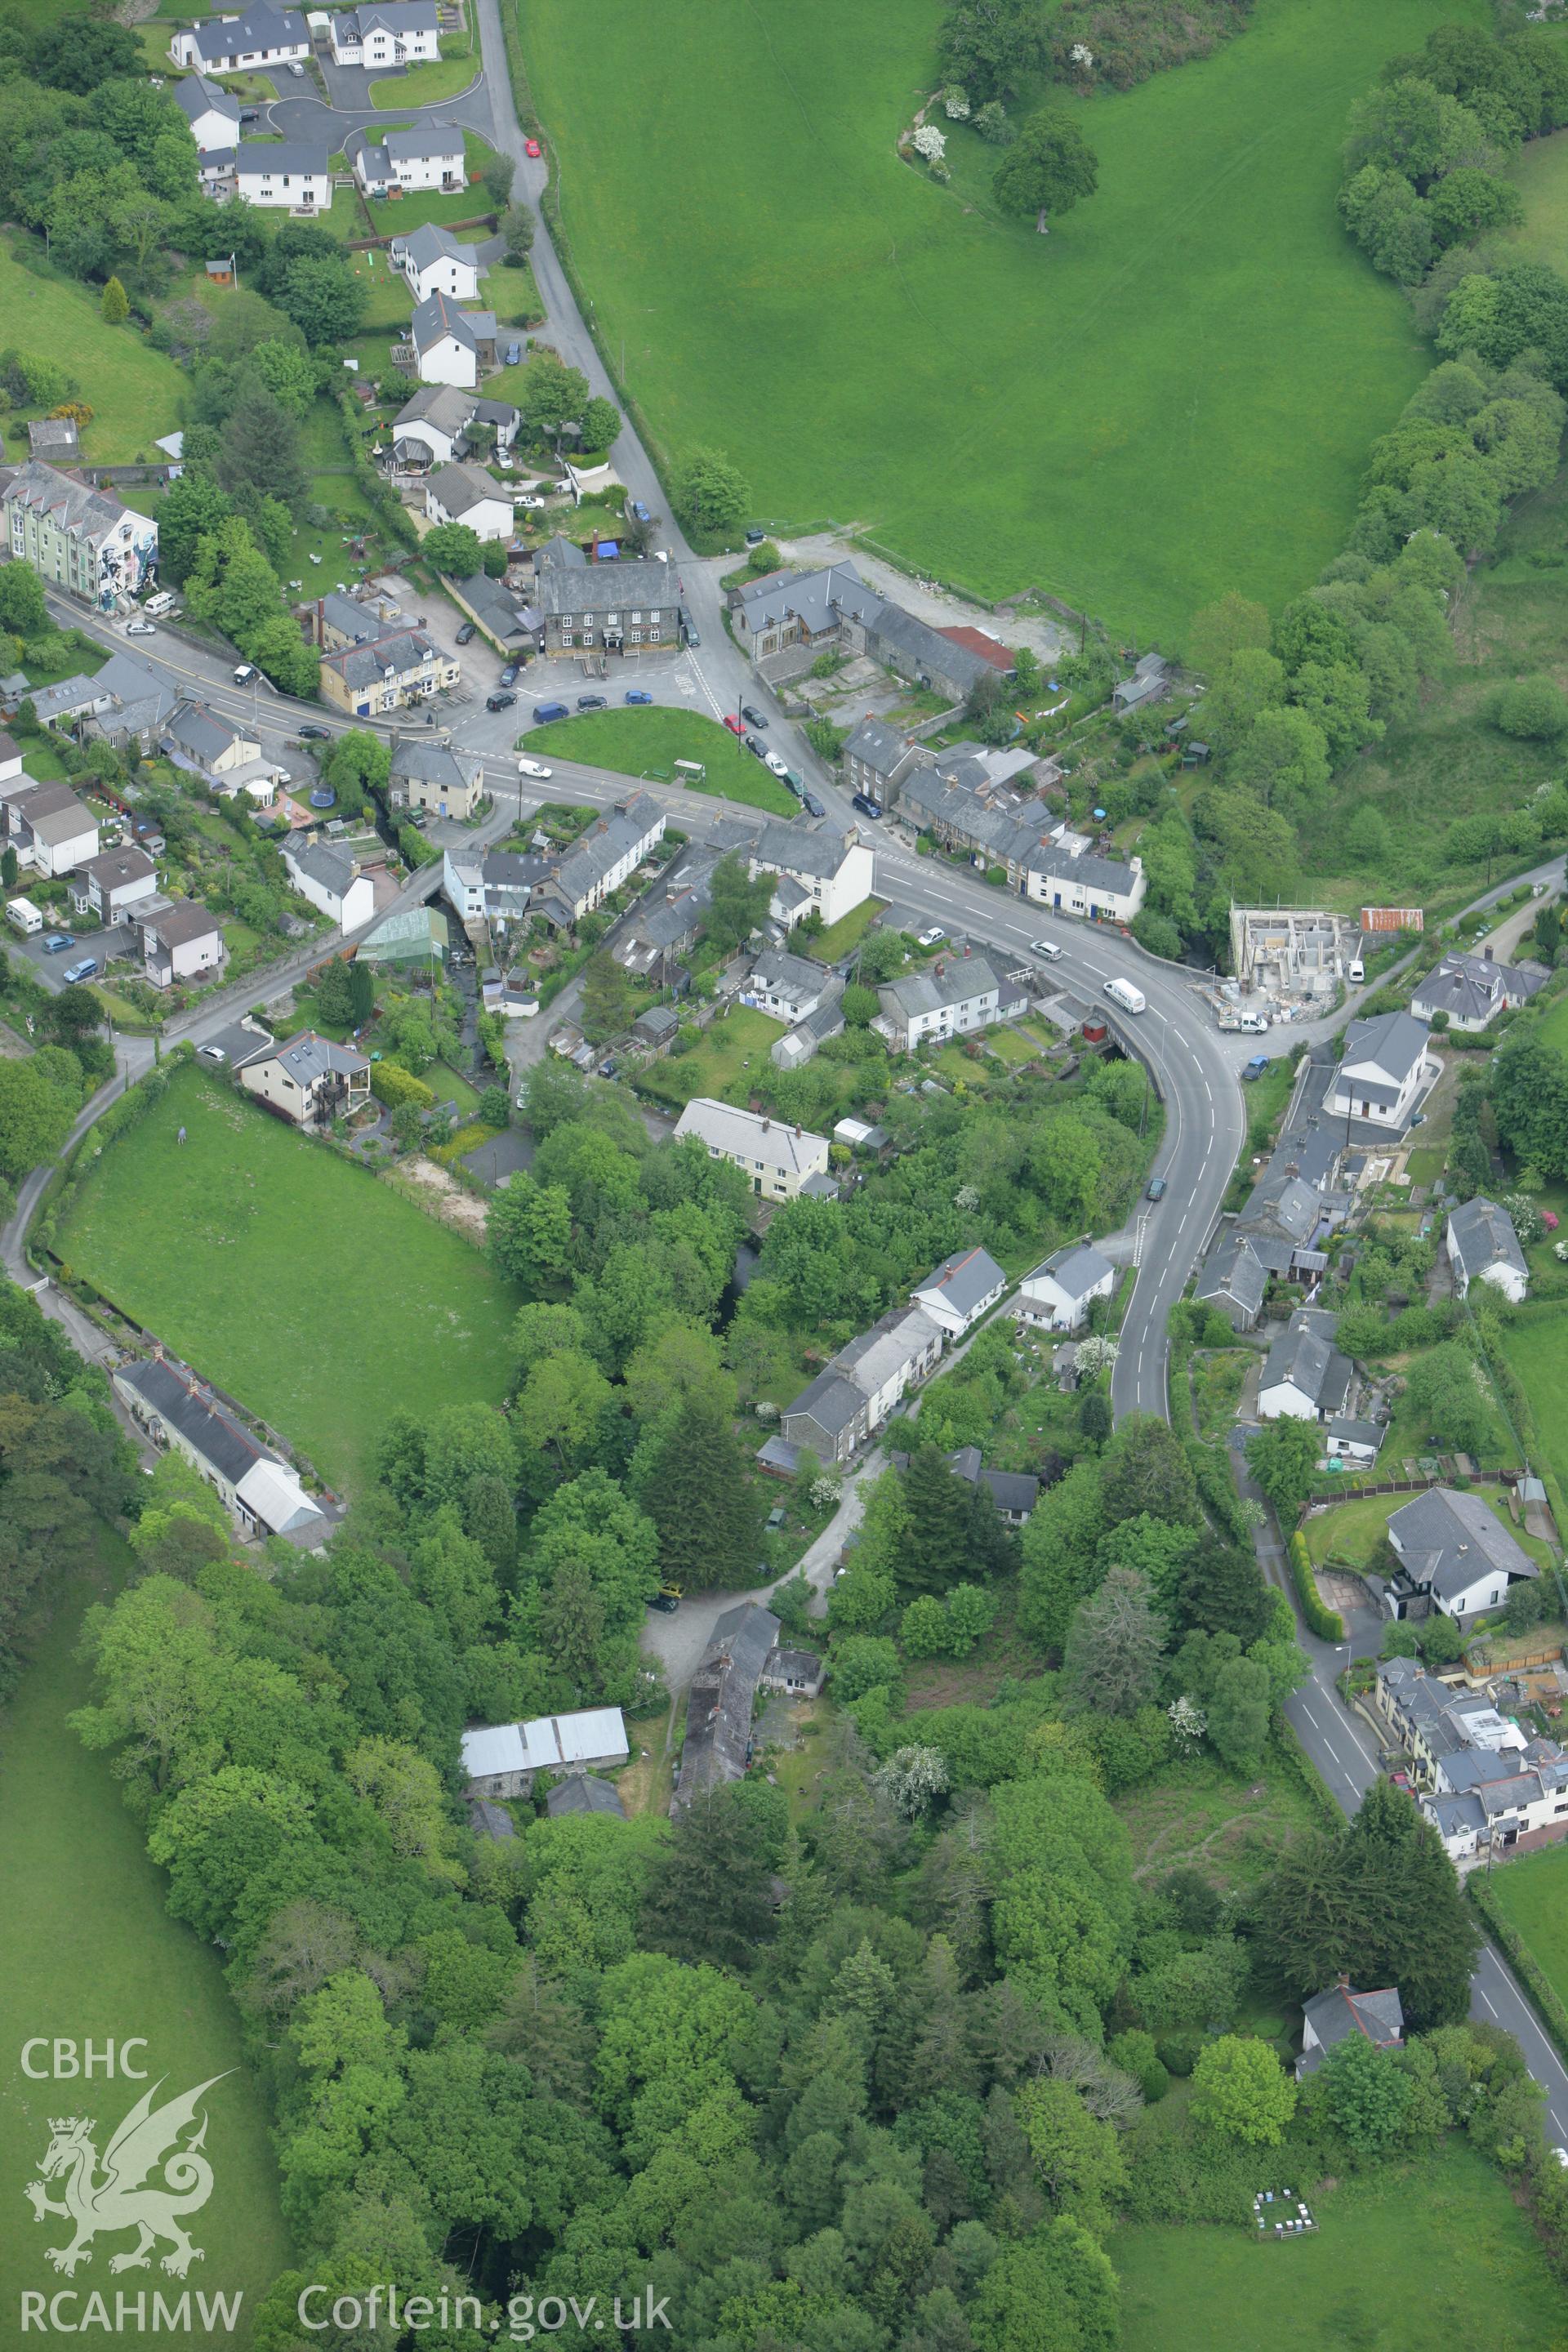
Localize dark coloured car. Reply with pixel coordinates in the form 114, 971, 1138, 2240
486, 691, 517, 711
1242, 1054, 1272, 1082
684, 621, 701, 647
625, 688, 653, 705
803, 792, 826, 817
746, 734, 767, 759
533, 701, 569, 723
630, 500, 651, 524
455, 621, 477, 646
500, 662, 521, 686
744, 528, 765, 546
239, 106, 259, 121
742, 704, 767, 728
852, 792, 883, 818
783, 770, 804, 798
1146, 1176, 1168, 1203
504, 342, 523, 367
577, 693, 607, 710
648, 1590, 679, 1614
298, 723, 329, 740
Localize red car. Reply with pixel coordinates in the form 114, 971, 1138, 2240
724, 713, 746, 735
526, 138, 543, 158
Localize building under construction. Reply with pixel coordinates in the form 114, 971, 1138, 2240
1229, 906, 1366, 1002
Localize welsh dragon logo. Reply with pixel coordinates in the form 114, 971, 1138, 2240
24, 2074, 230, 2278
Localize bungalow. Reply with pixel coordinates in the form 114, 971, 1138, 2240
239, 1030, 371, 1129
69, 846, 158, 926
1412, 947, 1547, 1033
877, 953, 1004, 1054
411, 292, 497, 389
674, 1097, 829, 1201
172, 71, 240, 152
113, 1348, 327, 1544
1384, 1486, 1539, 1624
744, 943, 836, 1026
1257, 1308, 1353, 1423
1015, 1241, 1116, 1334
388, 733, 483, 821
1325, 1416, 1383, 1466
330, 2, 441, 67
233, 141, 331, 212
461, 1706, 630, 1800
1447, 1196, 1529, 1305
673, 1605, 779, 1811
1329, 1009, 1437, 1133
748, 820, 873, 932
282, 836, 375, 932
771, 995, 847, 1071
170, 6, 309, 75
911, 1244, 1007, 1339
781, 1303, 945, 1463
317, 625, 459, 718
348, 118, 463, 195
7, 782, 98, 877
1295, 1978, 1403, 2080
143, 900, 225, 989
391, 221, 483, 304
424, 460, 514, 543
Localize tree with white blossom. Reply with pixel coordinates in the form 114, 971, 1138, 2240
913, 123, 947, 163
1069, 42, 1094, 68
1168, 1695, 1207, 1753
875, 1745, 951, 1818
1075, 1334, 1119, 1379
942, 84, 971, 118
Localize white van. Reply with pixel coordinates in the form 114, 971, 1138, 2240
1104, 977, 1146, 1014
145, 590, 178, 619
5, 898, 42, 937
1348, 953, 1365, 982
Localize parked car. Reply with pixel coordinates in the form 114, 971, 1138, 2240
630, 501, 651, 523
504, 342, 523, 367
625, 688, 654, 705
298, 724, 329, 741
599, 1059, 617, 1079
486, 691, 517, 711
684, 621, 701, 647
851, 792, 883, 818
1146, 1176, 1167, 1203
62, 958, 97, 983
514, 494, 546, 510
525, 137, 543, 158
783, 769, 804, 798
500, 662, 521, 687
454, 621, 477, 645
577, 693, 607, 710
287, 56, 304, 71
1031, 938, 1063, 960
723, 714, 746, 736
648, 1589, 679, 1614
41, 933, 74, 955
741, 704, 767, 728
518, 757, 553, 778
126, 620, 157, 637
1241, 1054, 1271, 1082
746, 734, 767, 760
532, 702, 568, 724
916, 925, 946, 948
744, 528, 765, 546
764, 751, 789, 777
766, 1504, 786, 1531
233, 662, 257, 684
239, 106, 259, 121
802, 792, 826, 818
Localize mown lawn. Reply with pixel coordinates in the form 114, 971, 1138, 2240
520, 0, 1484, 644
1115, 2139, 1563, 2352
56, 1062, 518, 1490
0, 1532, 290, 2345
1485, 1838, 1568, 2016
635, 1005, 786, 1108
808, 898, 889, 962
0, 237, 189, 464
521, 709, 797, 813
1304, 1481, 1554, 1573
371, 38, 479, 106
363, 129, 496, 228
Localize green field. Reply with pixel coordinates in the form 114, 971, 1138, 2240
0, 238, 188, 465
1500, 1309, 1568, 1502
1116, 2139, 1563, 2352
56, 1063, 518, 1490
0, 1535, 289, 2348
522, 709, 797, 812
519, 0, 1482, 644
1485, 1839, 1568, 2017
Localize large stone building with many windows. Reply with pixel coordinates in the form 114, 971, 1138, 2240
2, 462, 158, 609
536, 559, 677, 658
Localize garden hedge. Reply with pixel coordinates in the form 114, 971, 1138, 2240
1289, 1528, 1344, 1642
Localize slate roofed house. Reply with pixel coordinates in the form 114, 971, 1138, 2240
1326, 1416, 1383, 1465
1295, 1976, 1404, 2079
162, 698, 260, 781
282, 835, 375, 933
330, 1, 442, 69
1024, 842, 1147, 924
388, 732, 484, 821
388, 384, 480, 470
843, 715, 921, 805
877, 953, 1004, 1054
535, 558, 678, 658
911, 1245, 1007, 1339
672, 1604, 781, 1811
233, 141, 331, 212
1412, 947, 1547, 1034
674, 1097, 829, 1201
749, 820, 874, 931
411, 292, 497, 389
7, 781, 99, 877
546, 1775, 627, 1819
171, 6, 310, 74
535, 792, 665, 927
1112, 652, 1169, 711
1015, 1241, 1117, 1334
113, 1348, 327, 1544
3, 461, 158, 608
1384, 1486, 1539, 1624
1330, 1009, 1437, 1132
143, 899, 225, 989
933, 1444, 1040, 1526
391, 221, 483, 304
239, 1030, 371, 1129
744, 943, 835, 1026
317, 625, 459, 718
449, 572, 538, 653
172, 70, 239, 151
1447, 1196, 1530, 1305
771, 992, 847, 1071
424, 460, 513, 542
1257, 1308, 1353, 1424
780, 1304, 944, 1463
69, 845, 158, 926
461, 1707, 630, 1799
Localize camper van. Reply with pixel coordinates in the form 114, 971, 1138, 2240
1103, 977, 1147, 1015
5, 898, 42, 938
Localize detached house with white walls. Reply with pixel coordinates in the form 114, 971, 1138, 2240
424, 461, 514, 543
411, 293, 497, 389
1015, 1241, 1116, 1334
282, 837, 375, 933
911, 1245, 1008, 1339
391, 223, 483, 304
233, 141, 330, 212
347, 119, 465, 198
1383, 1486, 1539, 1624
330, 2, 440, 67
749, 821, 873, 932
1446, 1196, 1530, 1304
674, 1098, 829, 1202
1257, 1308, 1353, 1423
170, 5, 308, 74
1329, 1010, 1437, 1132
172, 72, 240, 153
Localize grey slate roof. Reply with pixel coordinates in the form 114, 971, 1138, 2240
1449, 1196, 1528, 1288
751, 820, 855, 882
748, 943, 826, 1000
426, 459, 506, 519
1027, 1240, 1115, 1303
915, 1244, 1006, 1320
385, 118, 463, 165
844, 715, 914, 781
147, 899, 221, 950
735, 561, 866, 637
1387, 1485, 1537, 1603
1027, 840, 1141, 898
400, 220, 481, 273
163, 698, 243, 768
880, 954, 1001, 1022
235, 140, 328, 178
1261, 1313, 1352, 1414
394, 384, 475, 436
389, 733, 480, 795
453, 573, 532, 638
1341, 1009, 1430, 1088
675, 1602, 782, 1810
3, 460, 140, 548
1195, 1230, 1268, 1318
286, 837, 358, 899
320, 627, 442, 692
1300, 1980, 1404, 2065
783, 1369, 864, 1438
534, 557, 671, 615
270, 1029, 369, 1086
172, 71, 238, 128
412, 292, 488, 354
546, 1775, 626, 1817
80, 847, 155, 895
118, 1350, 281, 1491
185, 4, 305, 61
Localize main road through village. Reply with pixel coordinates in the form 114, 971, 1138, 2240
13, 0, 1568, 2136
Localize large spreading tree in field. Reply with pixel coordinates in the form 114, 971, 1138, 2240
994, 116, 1099, 234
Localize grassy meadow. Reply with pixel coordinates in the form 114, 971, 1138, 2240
1484, 1839, 1568, 2017
519, 0, 1485, 644
0, 237, 188, 464
56, 1064, 518, 1491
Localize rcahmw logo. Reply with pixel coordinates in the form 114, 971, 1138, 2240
18, 2039, 243, 2334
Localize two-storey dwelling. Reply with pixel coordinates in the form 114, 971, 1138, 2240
1329, 1010, 1437, 1132
240, 1030, 371, 1129
172, 71, 240, 151
748, 821, 874, 931
385, 385, 517, 471
1015, 1241, 1116, 1334
877, 953, 1003, 1053
388, 733, 484, 821
535, 559, 677, 659
143, 900, 225, 989
6, 781, 99, 877
69, 846, 158, 927
1447, 1196, 1530, 1305
411, 292, 497, 388
162, 700, 261, 783
911, 1245, 1007, 1339
330, 2, 441, 67
282, 837, 375, 933
1257, 1307, 1353, 1423
532, 793, 665, 926
171, 6, 309, 74
317, 625, 459, 718
390, 222, 483, 304
674, 1098, 829, 1201
113, 1345, 327, 1544
1412, 947, 1547, 1033
1383, 1486, 1539, 1625
424, 461, 514, 543
3, 462, 158, 610
233, 140, 330, 211
743, 944, 836, 1026
780, 1303, 945, 1463
348, 118, 464, 196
